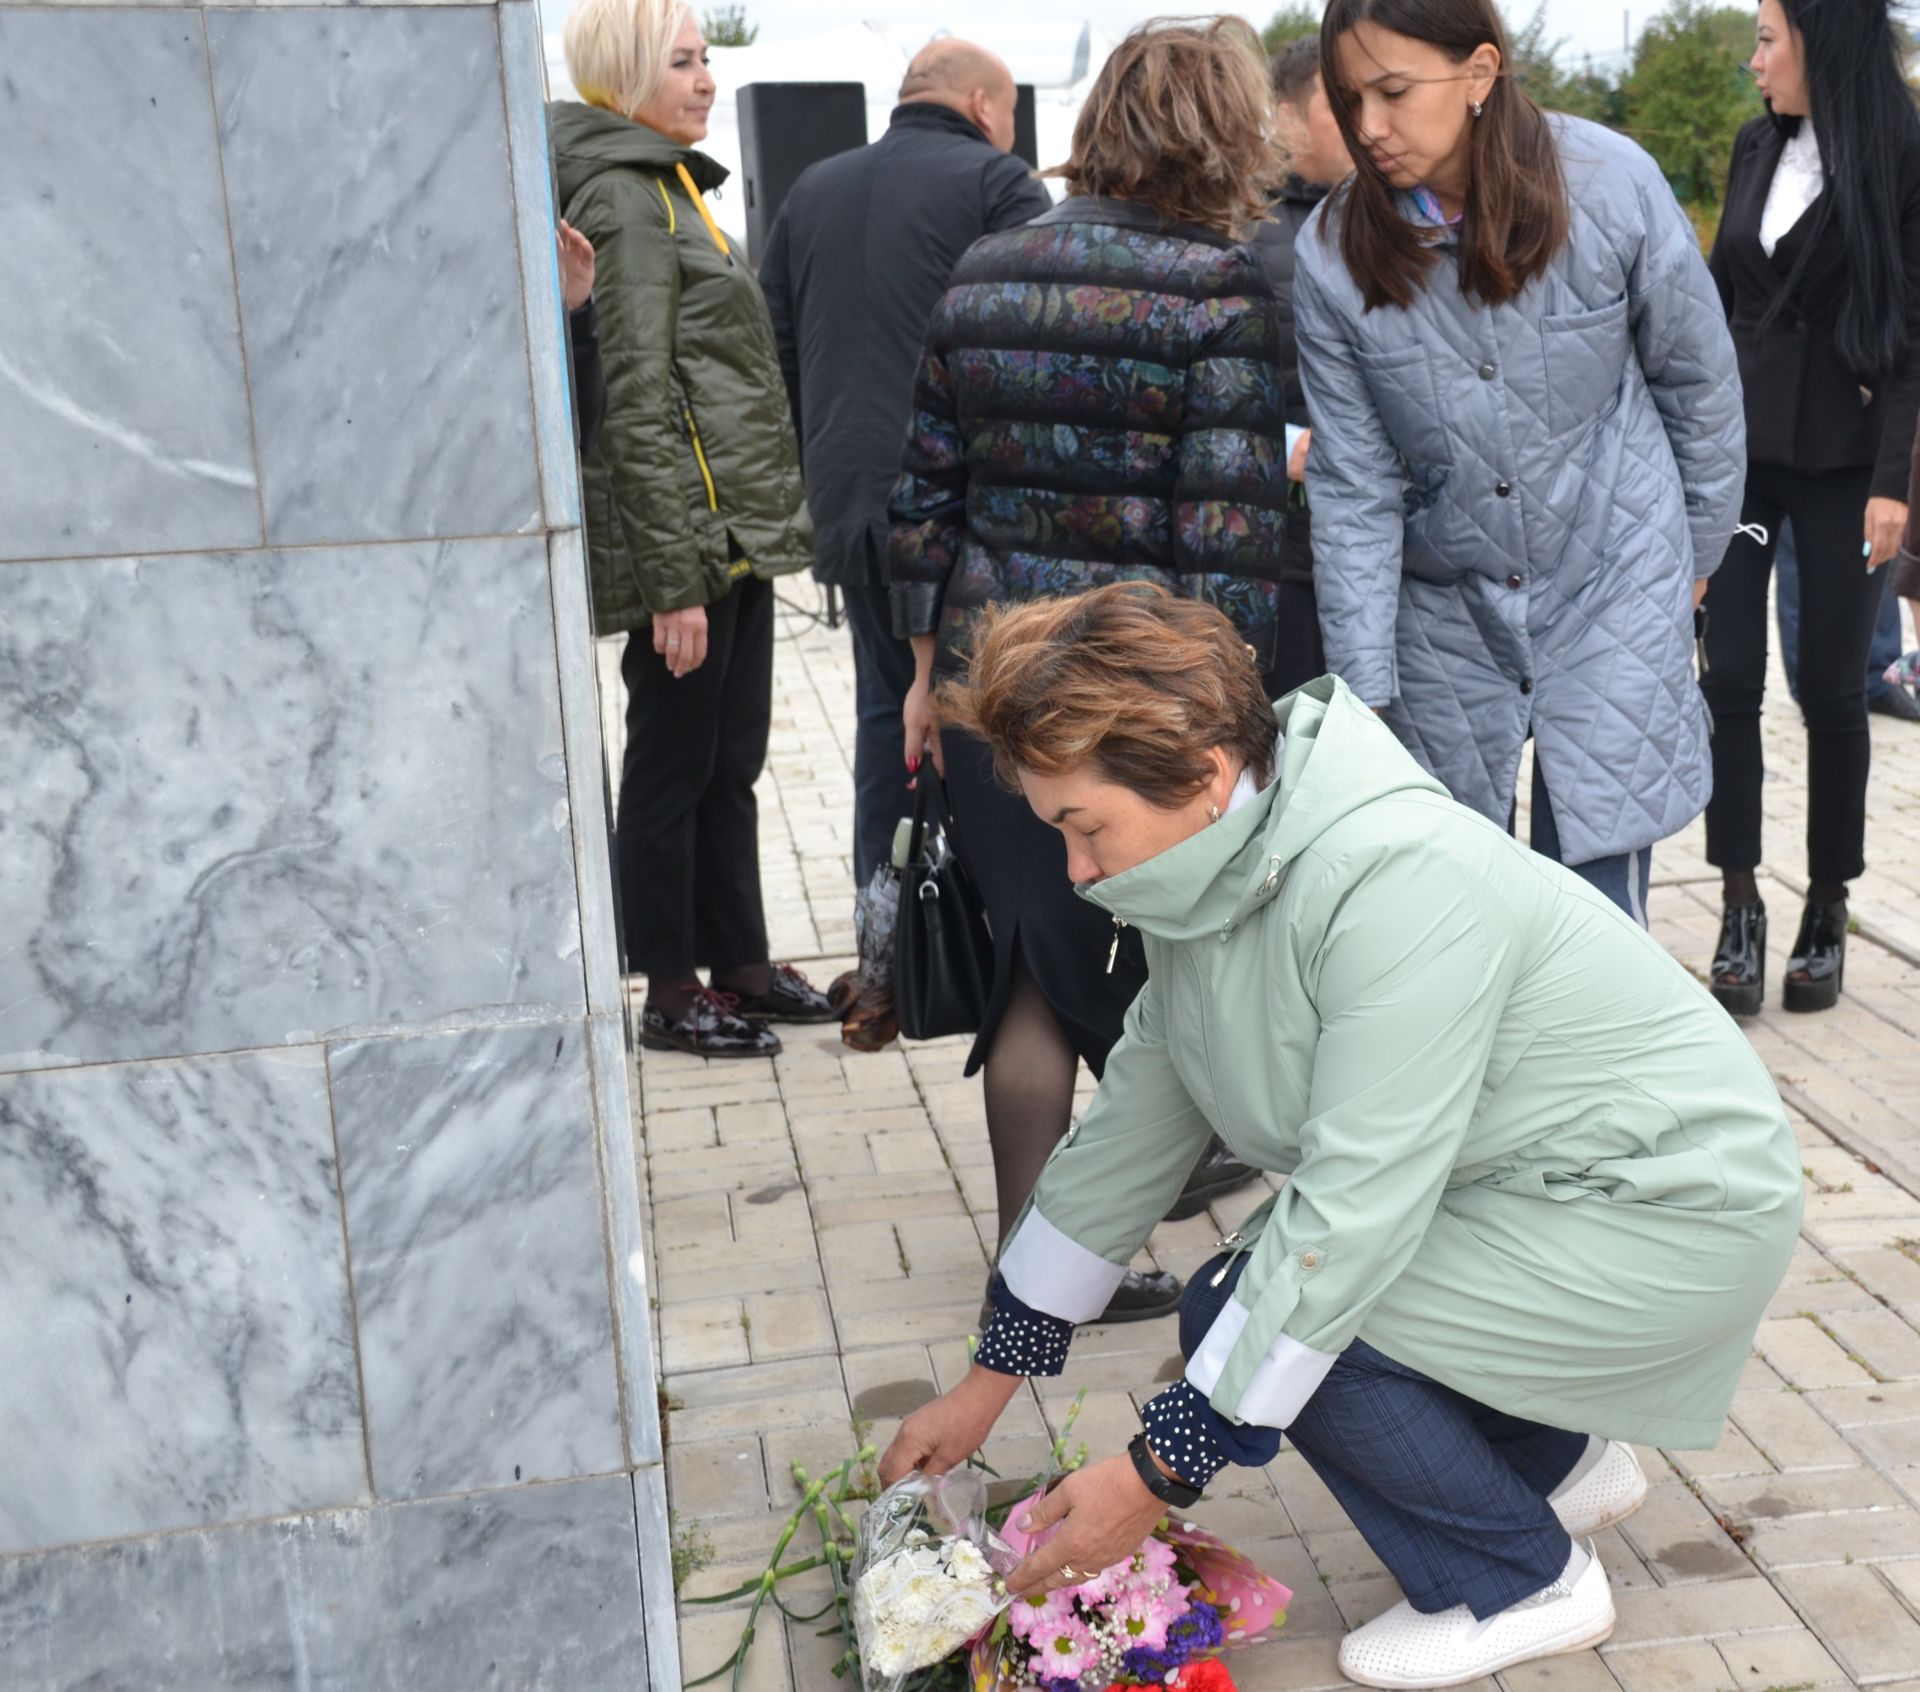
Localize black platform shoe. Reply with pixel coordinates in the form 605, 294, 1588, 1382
722, 963, 843, 1025
1165, 1137, 1263, 1222
1784, 899, 1847, 1013
641, 988, 782, 1058
1710, 900, 1767, 1018
1094, 1268, 1183, 1325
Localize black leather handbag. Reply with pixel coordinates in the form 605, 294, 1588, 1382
894, 774, 994, 1041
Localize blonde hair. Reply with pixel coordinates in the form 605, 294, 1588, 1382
1048, 16, 1282, 239
564, 0, 689, 117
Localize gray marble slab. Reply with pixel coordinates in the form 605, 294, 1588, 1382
0, 1048, 366, 1555
634, 1465, 683, 1692
587, 1010, 660, 1466
207, 7, 542, 544
0, 538, 584, 1073
329, 1021, 622, 1499
548, 528, 626, 1020
0, 11, 260, 560
500, 0, 583, 532
0, 1475, 649, 1690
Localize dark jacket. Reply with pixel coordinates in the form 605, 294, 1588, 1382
889, 198, 1291, 680
1250, 176, 1327, 587
550, 101, 812, 633
1709, 114, 1920, 501
758, 103, 1050, 588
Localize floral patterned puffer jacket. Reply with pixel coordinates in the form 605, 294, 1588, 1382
887, 197, 1292, 685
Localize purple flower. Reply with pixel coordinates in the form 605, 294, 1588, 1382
1120, 1596, 1225, 1680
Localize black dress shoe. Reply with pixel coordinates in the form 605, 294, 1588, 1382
1784, 899, 1847, 1013
1870, 686, 1920, 722
1709, 900, 1766, 1018
1165, 1138, 1263, 1222
723, 963, 843, 1024
640, 989, 782, 1058
1094, 1268, 1183, 1325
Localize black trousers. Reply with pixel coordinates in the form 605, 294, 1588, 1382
840, 581, 918, 890
1267, 575, 1328, 698
1702, 461, 1887, 885
616, 575, 773, 978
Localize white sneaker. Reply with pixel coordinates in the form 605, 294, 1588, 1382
1337, 1547, 1615, 1689
1549, 1440, 1647, 1537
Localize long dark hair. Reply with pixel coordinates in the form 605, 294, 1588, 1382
1318, 0, 1568, 310
1765, 0, 1919, 378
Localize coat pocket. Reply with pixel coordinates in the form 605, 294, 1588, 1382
1541, 293, 1630, 438
1356, 344, 1453, 468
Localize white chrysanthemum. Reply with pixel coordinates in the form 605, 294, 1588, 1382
855, 1538, 1001, 1678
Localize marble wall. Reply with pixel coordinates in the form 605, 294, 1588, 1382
0, 3, 674, 1685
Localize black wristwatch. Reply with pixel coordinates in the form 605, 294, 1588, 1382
1127, 1432, 1204, 1508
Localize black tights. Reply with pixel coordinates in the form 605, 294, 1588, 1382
981, 950, 1080, 1252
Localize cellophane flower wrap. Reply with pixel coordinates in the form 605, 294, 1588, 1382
964, 1491, 1291, 1691
851, 1469, 1020, 1692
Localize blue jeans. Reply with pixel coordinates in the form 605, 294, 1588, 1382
1524, 759, 1652, 927
1775, 517, 1903, 704
1182, 1252, 1583, 1618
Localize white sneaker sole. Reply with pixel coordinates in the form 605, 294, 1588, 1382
1552, 1449, 1650, 1539
1339, 1600, 1617, 1690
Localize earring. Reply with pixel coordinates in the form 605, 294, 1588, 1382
1208, 804, 1221, 823
1470, 99, 1484, 118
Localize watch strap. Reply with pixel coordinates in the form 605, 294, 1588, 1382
1128, 1432, 1204, 1508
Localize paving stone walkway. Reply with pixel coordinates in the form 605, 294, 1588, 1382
601, 590, 1920, 1692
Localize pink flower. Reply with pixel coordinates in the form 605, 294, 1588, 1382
1131, 1537, 1179, 1583
1007, 1589, 1074, 1642
1108, 1585, 1173, 1653
1029, 1611, 1101, 1682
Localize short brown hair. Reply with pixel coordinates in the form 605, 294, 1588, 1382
939, 584, 1277, 806
1046, 17, 1284, 239
1319, 0, 1569, 309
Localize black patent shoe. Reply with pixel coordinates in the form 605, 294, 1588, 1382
641, 988, 782, 1058
1165, 1137, 1263, 1222
1710, 900, 1767, 1018
723, 963, 843, 1025
1784, 899, 1847, 1013
1094, 1268, 1183, 1326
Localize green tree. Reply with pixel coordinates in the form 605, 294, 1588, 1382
1621, 1, 1759, 211
1504, 4, 1623, 125
1262, 3, 1322, 53
703, 4, 758, 47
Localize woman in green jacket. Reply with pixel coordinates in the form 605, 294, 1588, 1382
880, 585, 1802, 1689
552, 0, 832, 1056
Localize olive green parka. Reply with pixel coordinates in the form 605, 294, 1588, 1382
550, 102, 811, 632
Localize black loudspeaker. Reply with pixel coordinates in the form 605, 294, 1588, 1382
735, 82, 869, 263
1013, 84, 1039, 170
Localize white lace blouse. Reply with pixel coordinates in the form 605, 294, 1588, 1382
1759, 121, 1824, 258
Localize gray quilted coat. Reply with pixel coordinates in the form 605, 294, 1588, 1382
1293, 115, 1745, 864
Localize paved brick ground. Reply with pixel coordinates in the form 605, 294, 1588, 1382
602, 590, 1920, 1692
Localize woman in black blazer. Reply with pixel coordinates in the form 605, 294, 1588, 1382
1702, 0, 1920, 1017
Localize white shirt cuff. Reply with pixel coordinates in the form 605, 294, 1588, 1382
1184, 1293, 1340, 1428
997, 1207, 1128, 1323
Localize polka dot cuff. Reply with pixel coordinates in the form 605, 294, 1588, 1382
974, 1278, 1074, 1378
1140, 1380, 1232, 1490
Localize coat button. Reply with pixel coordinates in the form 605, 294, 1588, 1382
1520, 677, 1534, 695
1299, 1250, 1321, 1270
1478, 363, 1495, 380
1507, 574, 1523, 589
1496, 481, 1512, 498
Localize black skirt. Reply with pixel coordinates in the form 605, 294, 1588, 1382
940, 731, 1147, 1078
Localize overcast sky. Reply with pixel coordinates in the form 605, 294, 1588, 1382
549, 2, 1676, 85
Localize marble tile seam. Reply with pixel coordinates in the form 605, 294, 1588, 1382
0, 521, 580, 572
318, 1040, 381, 1508
584, 1010, 638, 1471
0, 1463, 654, 1569
0, 1003, 591, 1083
191, 5, 271, 549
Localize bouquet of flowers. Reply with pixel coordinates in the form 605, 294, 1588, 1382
965, 1489, 1291, 1692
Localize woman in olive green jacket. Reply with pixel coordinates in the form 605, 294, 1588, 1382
552, 0, 829, 1056
881, 585, 1802, 1690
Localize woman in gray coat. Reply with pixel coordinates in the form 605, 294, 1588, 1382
1293, 0, 1745, 921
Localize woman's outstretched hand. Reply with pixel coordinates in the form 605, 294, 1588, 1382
878, 1366, 1021, 1487
1002, 1455, 1169, 1599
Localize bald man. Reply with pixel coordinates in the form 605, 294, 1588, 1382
759, 38, 1048, 1036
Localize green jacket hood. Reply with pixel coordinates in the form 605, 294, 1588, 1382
549, 100, 728, 208
1083, 675, 1450, 943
